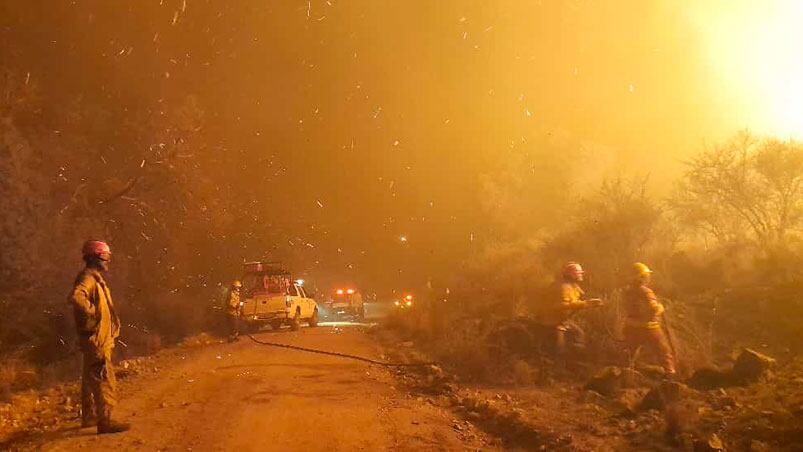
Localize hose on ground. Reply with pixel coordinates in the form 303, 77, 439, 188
245, 333, 435, 367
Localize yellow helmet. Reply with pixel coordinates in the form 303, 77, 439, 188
633, 262, 652, 278
232, 280, 243, 288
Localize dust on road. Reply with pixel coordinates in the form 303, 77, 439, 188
37, 325, 495, 451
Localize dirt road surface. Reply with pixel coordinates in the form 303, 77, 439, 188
32, 325, 496, 451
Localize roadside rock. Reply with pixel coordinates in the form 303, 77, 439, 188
455, 390, 543, 446
693, 433, 724, 451
640, 381, 694, 411
688, 367, 732, 390
428, 395, 452, 408
688, 349, 776, 389
749, 439, 771, 451
585, 367, 623, 396
732, 348, 776, 384
585, 366, 648, 396
614, 388, 650, 415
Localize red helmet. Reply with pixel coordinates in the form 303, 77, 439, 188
563, 262, 584, 278
82, 240, 111, 257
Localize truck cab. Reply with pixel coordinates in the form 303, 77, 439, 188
240, 262, 319, 331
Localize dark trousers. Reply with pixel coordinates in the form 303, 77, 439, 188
226, 314, 240, 338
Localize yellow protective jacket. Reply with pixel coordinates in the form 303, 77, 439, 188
623, 284, 664, 329
68, 268, 121, 356
223, 289, 241, 316
541, 282, 588, 326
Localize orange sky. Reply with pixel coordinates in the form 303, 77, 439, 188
2, 0, 801, 294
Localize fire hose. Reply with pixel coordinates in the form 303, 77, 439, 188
245, 333, 435, 367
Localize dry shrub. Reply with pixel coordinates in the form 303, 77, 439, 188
0, 356, 39, 401
0, 360, 17, 402
37, 360, 79, 390
452, 239, 552, 319
424, 316, 501, 381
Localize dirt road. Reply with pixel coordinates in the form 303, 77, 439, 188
33, 325, 495, 451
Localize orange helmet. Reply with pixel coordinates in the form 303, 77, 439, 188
82, 240, 111, 257
563, 262, 584, 279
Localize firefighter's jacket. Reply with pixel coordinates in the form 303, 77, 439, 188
623, 283, 665, 329
223, 289, 241, 316
541, 282, 588, 326
68, 268, 121, 357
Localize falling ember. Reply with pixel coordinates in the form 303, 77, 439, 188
1, 5, 799, 447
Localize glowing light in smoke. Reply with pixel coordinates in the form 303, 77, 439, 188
694, 1, 803, 137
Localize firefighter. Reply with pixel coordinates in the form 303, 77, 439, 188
622, 262, 676, 376
68, 240, 129, 434
223, 280, 243, 341
545, 262, 602, 355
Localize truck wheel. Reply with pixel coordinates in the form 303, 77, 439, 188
290, 310, 301, 331
308, 309, 319, 327
270, 320, 283, 331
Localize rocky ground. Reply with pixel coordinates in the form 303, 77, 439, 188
2, 325, 802, 451
376, 328, 803, 451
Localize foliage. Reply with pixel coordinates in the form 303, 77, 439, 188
0, 68, 238, 355
672, 131, 803, 249
541, 177, 668, 294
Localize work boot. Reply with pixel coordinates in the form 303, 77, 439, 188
97, 420, 130, 434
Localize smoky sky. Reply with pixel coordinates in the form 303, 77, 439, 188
0, 1, 762, 296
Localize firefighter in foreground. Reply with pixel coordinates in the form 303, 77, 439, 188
68, 240, 129, 434
622, 262, 676, 377
223, 280, 243, 341
544, 262, 602, 356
